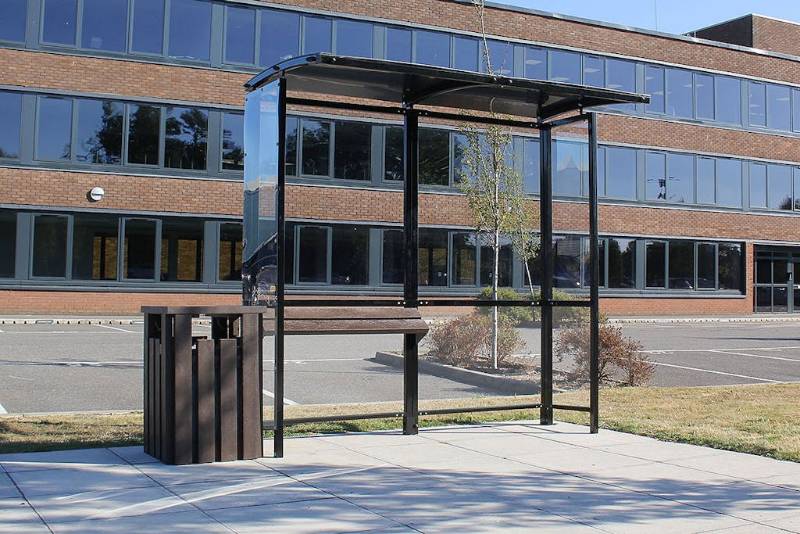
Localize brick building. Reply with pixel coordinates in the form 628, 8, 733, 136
0, 0, 798, 315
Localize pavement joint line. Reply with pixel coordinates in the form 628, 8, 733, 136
262, 389, 299, 406
707, 349, 800, 363
649, 361, 782, 383
96, 324, 139, 333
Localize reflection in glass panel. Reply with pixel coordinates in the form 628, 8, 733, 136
697, 243, 716, 289
384, 126, 403, 181
794, 169, 800, 210
718, 243, 742, 291
452, 133, 469, 184
419, 128, 449, 186
794, 89, 800, 133
524, 47, 547, 80
549, 50, 581, 83
82, 0, 127, 52
645, 241, 665, 288
756, 258, 771, 284
260, 10, 300, 66
33, 215, 68, 278
297, 226, 328, 283
304, 17, 332, 54
768, 164, 792, 210
755, 286, 771, 312
482, 40, 513, 76
0, 211, 15, 278
415, 30, 450, 67
645, 152, 666, 201
645, 65, 665, 114
554, 141, 584, 197
0, 92, 22, 159
580, 239, 605, 288
382, 229, 403, 284
335, 20, 372, 57
222, 113, 244, 171
218, 223, 243, 282
605, 147, 636, 199
452, 232, 477, 286
748, 82, 766, 127
419, 229, 448, 286
301, 119, 330, 176
128, 104, 160, 165
773, 286, 788, 312
131, 0, 164, 54
666, 68, 693, 118
606, 59, 636, 111
608, 238, 636, 289
36, 97, 72, 161
695, 73, 714, 120
168, 0, 211, 61
225, 5, 255, 64
749, 163, 767, 208
774, 260, 789, 285
334, 121, 370, 180
480, 237, 512, 287
716, 158, 742, 208
76, 99, 123, 164
666, 153, 693, 203
553, 235, 581, 288
0, 0, 26, 43
523, 138, 540, 195
285, 116, 298, 176
124, 219, 157, 280
42, 0, 77, 45
453, 36, 478, 72
767, 84, 791, 131
385, 27, 411, 62
165, 107, 208, 170
697, 157, 715, 205
669, 241, 694, 290
72, 214, 120, 281
331, 226, 369, 285
161, 219, 203, 282
716, 76, 741, 125
583, 55, 604, 87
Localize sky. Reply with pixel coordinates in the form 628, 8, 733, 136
495, 0, 800, 35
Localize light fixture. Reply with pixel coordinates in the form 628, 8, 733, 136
88, 187, 105, 202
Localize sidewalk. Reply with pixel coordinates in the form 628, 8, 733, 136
1, 421, 799, 533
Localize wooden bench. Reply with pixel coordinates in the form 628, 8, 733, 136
265, 306, 429, 338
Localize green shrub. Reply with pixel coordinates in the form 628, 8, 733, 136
478, 286, 534, 324
427, 312, 525, 368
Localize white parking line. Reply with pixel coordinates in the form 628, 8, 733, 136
708, 349, 800, 363
97, 324, 139, 333
650, 361, 782, 383
262, 389, 298, 405
263, 358, 367, 363
0, 402, 7, 415
640, 345, 800, 354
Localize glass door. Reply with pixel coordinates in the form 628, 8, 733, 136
755, 251, 791, 312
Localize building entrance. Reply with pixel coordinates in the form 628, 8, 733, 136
755, 248, 800, 312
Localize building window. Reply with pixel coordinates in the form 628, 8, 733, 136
0, 0, 27, 43
668, 241, 694, 289
384, 126, 403, 181
793, 89, 800, 133
695, 73, 714, 120
605, 147, 636, 200
165, 107, 208, 170
0, 92, 22, 159
32, 215, 69, 278
482, 40, 513, 76
645, 240, 666, 288
554, 140, 585, 197
696, 242, 716, 290
71, 214, 118, 281
260, 9, 300, 67
381, 228, 403, 284
419, 128, 450, 186
218, 223, 242, 282
553, 235, 582, 288
161, 219, 203, 282
522, 138, 540, 195
385, 27, 411, 62
549, 50, 581, 84
794, 169, 800, 211
749, 163, 767, 209
303, 16, 332, 54
451, 232, 477, 286
666, 153, 694, 203
717, 158, 742, 208
82, 0, 127, 52
453, 36, 478, 72
222, 113, 244, 171
606, 59, 636, 111
697, 157, 715, 205
767, 84, 791, 131
301, 119, 330, 176
718, 243, 742, 291
716, 76, 741, 125
331, 226, 369, 285
131, 0, 164, 55
0, 212, 15, 278
419, 229, 448, 286
524, 46, 547, 80
335, 20, 372, 58
414, 30, 450, 68
297, 226, 328, 283
748, 82, 766, 127
666, 68, 693, 118
582, 55, 605, 87
767, 164, 792, 210
581, 238, 605, 288
127, 104, 160, 165
285, 116, 298, 176
607, 237, 636, 289
36, 96, 73, 161
42, 0, 77, 45
168, 0, 211, 61
480, 236, 513, 287
123, 218, 157, 280
224, 5, 256, 65
333, 121, 370, 180
645, 152, 666, 201
76, 99, 123, 164
645, 65, 665, 114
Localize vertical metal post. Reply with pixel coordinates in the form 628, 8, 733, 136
402, 105, 419, 436
539, 124, 554, 426
274, 78, 287, 457
588, 113, 600, 434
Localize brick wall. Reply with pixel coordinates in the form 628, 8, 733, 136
752, 16, 800, 57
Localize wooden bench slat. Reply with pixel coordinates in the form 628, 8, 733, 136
260, 307, 429, 337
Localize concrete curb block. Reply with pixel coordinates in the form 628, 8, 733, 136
608, 317, 800, 324
372, 351, 537, 395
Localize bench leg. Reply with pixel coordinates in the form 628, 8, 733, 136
403, 333, 418, 435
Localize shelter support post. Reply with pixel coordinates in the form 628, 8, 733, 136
588, 113, 600, 433
403, 106, 420, 436
539, 124, 554, 426
274, 78, 287, 457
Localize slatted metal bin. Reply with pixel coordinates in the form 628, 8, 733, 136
142, 306, 268, 465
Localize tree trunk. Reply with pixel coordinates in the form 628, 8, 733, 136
491, 227, 499, 370
523, 260, 536, 300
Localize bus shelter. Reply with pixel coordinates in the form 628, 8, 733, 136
243, 53, 648, 457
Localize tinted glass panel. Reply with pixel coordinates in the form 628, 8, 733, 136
523, 138, 540, 194
716, 76, 741, 124
124, 219, 156, 279
42, 0, 77, 45
666, 68, 693, 118
0, 92, 22, 159
168, 0, 211, 61
755, 286, 771, 311
748, 82, 766, 127
222, 113, 244, 171
553, 236, 581, 288
82, 0, 126, 52
453, 36, 478, 72
480, 238, 512, 287
285, 116, 297, 176
384, 126, 403, 181
645, 66, 665, 114
605, 147, 636, 199
415, 30, 450, 67
607, 237, 636, 289
583, 55, 604, 87
767, 84, 791, 131
382, 229, 403, 284
695, 73, 714, 120
452, 233, 477, 285
386, 27, 411, 62
580, 239, 605, 288
524, 47, 547, 80
0, 212, 15, 278
419, 128, 449, 186
334, 121, 370, 180
794, 89, 800, 133
161, 219, 203, 282
645, 152, 666, 201
131, 0, 164, 54
749, 163, 767, 208
768, 164, 792, 210
697, 157, 715, 204
301, 119, 330, 176
36, 97, 72, 161
666, 153, 693, 203
419, 229, 448, 286
218, 223, 242, 282
303, 17, 332, 54
127, 104, 160, 165
331, 226, 369, 285
697, 243, 716, 289
795, 169, 800, 210
76, 99, 123, 164
554, 141, 584, 197
0, 0, 26, 42
33, 215, 68, 278
606, 59, 636, 110
756, 258, 771, 284
718, 243, 742, 291
483, 40, 513, 76
225, 6, 255, 64
645, 241, 665, 288
549, 50, 580, 83
669, 241, 694, 290
165, 107, 208, 170
336, 20, 372, 57
716, 158, 742, 208
297, 226, 328, 283
260, 10, 300, 66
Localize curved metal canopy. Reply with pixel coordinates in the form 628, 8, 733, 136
245, 53, 648, 121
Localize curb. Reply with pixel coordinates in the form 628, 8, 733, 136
372, 351, 538, 395
608, 316, 800, 324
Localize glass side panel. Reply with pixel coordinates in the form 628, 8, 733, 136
480, 237, 512, 287
553, 235, 581, 288
554, 140, 584, 197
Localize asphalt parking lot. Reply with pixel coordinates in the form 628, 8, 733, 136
0, 320, 798, 414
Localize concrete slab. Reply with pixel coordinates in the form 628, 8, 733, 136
0, 448, 125, 473
0, 498, 49, 533
0, 474, 20, 499
9, 464, 156, 497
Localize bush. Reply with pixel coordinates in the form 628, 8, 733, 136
478, 286, 534, 324
427, 313, 524, 368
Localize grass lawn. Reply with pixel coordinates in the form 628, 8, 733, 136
1, 383, 798, 461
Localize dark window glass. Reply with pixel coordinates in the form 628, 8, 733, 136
451, 232, 477, 286
666, 68, 693, 118
385, 27, 411, 62
384, 126, 403, 181
523, 245, 542, 289
36, 97, 72, 161
0, 211, 15, 278
160, 219, 203, 282
81, 0, 126, 52
480, 237, 512, 287
419, 229, 448, 286
718, 243, 742, 291
165, 107, 208, 170
774, 260, 790, 285
645, 152, 666, 201
767, 84, 791, 131
645, 65, 665, 114
580, 239, 605, 288
0, 92, 22, 159
768, 164, 792, 210
218, 223, 242, 282
716, 76, 741, 125
794, 169, 800, 211
524, 46, 546, 80
756, 257, 771, 284
523, 138, 540, 194
697, 157, 715, 205
554, 140, 584, 197
285, 116, 298, 176
260, 10, 300, 66
749, 163, 767, 208
607, 237, 636, 289
755, 286, 771, 311
553, 235, 581, 288
33, 215, 68, 278
695, 73, 714, 120
666, 153, 693, 203
72, 215, 118, 280
415, 30, 450, 67
717, 158, 742, 208
453, 36, 478, 71
597, 146, 606, 197
131, 0, 164, 54
606, 59, 636, 111
76, 99, 123, 164
335, 20, 372, 58
382, 229, 403, 284
645, 241, 666, 288
669, 241, 694, 290
0, 0, 27, 43
123, 219, 156, 279
331, 226, 369, 285
222, 113, 244, 171
549, 50, 580, 83
168, 0, 211, 61
697, 243, 716, 289
301, 119, 330, 176
748, 82, 766, 127
482, 40, 513, 76
773, 286, 789, 312
334, 121, 370, 180
451, 132, 470, 184
42, 0, 77, 45
225, 6, 255, 64
297, 226, 328, 283
127, 104, 160, 165
419, 128, 449, 186
583, 55, 604, 87
794, 89, 800, 133
303, 16, 331, 54
605, 147, 636, 199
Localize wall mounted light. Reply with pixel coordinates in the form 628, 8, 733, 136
88, 187, 105, 202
